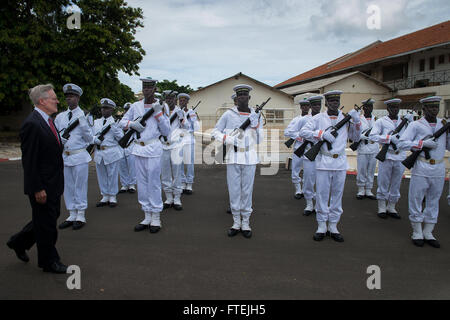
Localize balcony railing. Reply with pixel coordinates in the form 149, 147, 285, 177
385, 69, 450, 90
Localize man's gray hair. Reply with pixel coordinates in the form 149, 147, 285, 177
29, 84, 54, 106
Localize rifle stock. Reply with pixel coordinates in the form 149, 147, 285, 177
375, 118, 409, 162
118, 106, 157, 148
285, 138, 295, 148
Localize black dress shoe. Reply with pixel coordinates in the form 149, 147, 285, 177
7, 240, 29, 263
366, 195, 377, 200
43, 261, 68, 274
387, 211, 401, 219
173, 204, 183, 211
134, 224, 149, 232
96, 201, 109, 207
425, 239, 440, 248
328, 232, 344, 242
73, 221, 85, 230
304, 210, 313, 216
294, 193, 304, 200
119, 189, 127, 194
242, 230, 252, 239
109, 202, 117, 208
313, 233, 326, 241
149, 226, 161, 234
163, 203, 173, 210
128, 188, 136, 194
228, 228, 240, 237
356, 195, 365, 200
377, 212, 388, 219
58, 221, 74, 229
185, 190, 193, 195
226, 208, 232, 214
412, 239, 425, 247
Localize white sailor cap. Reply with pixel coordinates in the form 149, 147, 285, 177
384, 98, 402, 106
63, 83, 83, 96
362, 98, 375, 105
233, 84, 253, 94
163, 90, 178, 97
100, 98, 116, 108
140, 77, 158, 85
177, 93, 190, 99
420, 96, 442, 106
323, 90, 343, 99
123, 102, 132, 110
299, 99, 310, 105
307, 95, 324, 103
231, 94, 237, 100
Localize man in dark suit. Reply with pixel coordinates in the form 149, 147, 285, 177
7, 83, 68, 274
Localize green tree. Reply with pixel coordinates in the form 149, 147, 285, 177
156, 79, 194, 95
0, 0, 145, 116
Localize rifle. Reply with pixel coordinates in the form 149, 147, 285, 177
304, 104, 361, 162
349, 128, 372, 151
160, 108, 183, 145
226, 97, 271, 155
61, 106, 98, 140
402, 120, 449, 170
118, 98, 162, 148
86, 122, 113, 154
285, 138, 295, 148
294, 140, 314, 158
375, 116, 410, 162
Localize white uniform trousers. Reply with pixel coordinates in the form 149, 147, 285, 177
96, 159, 120, 197
119, 154, 136, 188
356, 153, 377, 188
135, 156, 163, 213
161, 147, 183, 197
377, 159, 405, 203
291, 153, 303, 185
63, 163, 89, 213
315, 170, 347, 223
302, 158, 316, 201
181, 143, 195, 184
408, 175, 444, 224
227, 164, 256, 219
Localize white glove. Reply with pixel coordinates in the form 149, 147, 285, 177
176, 109, 185, 119
130, 121, 145, 133
348, 109, 361, 123
422, 139, 437, 149
390, 135, 400, 145
152, 103, 163, 116
187, 110, 197, 120
224, 135, 238, 146
61, 137, 68, 145
94, 137, 102, 145
249, 112, 260, 128
322, 131, 336, 144
360, 134, 369, 141
403, 114, 414, 123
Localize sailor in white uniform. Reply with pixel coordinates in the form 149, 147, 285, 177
212, 84, 264, 239
398, 96, 449, 248
119, 77, 170, 234
55, 84, 93, 231
92, 98, 124, 208
118, 102, 137, 194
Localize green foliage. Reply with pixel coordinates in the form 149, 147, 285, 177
156, 79, 194, 95
0, 0, 145, 116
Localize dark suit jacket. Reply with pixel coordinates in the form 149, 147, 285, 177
20, 110, 64, 198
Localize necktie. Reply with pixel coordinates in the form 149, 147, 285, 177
68, 111, 72, 121
103, 119, 107, 126
48, 118, 61, 145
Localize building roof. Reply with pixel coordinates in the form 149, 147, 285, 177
281, 71, 392, 96
276, 20, 450, 89
193, 72, 293, 99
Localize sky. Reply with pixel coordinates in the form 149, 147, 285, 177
117, 0, 450, 93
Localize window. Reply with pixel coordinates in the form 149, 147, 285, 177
438, 55, 445, 64
429, 57, 435, 70
419, 59, 425, 72
445, 100, 450, 118
265, 109, 284, 124
382, 63, 407, 82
